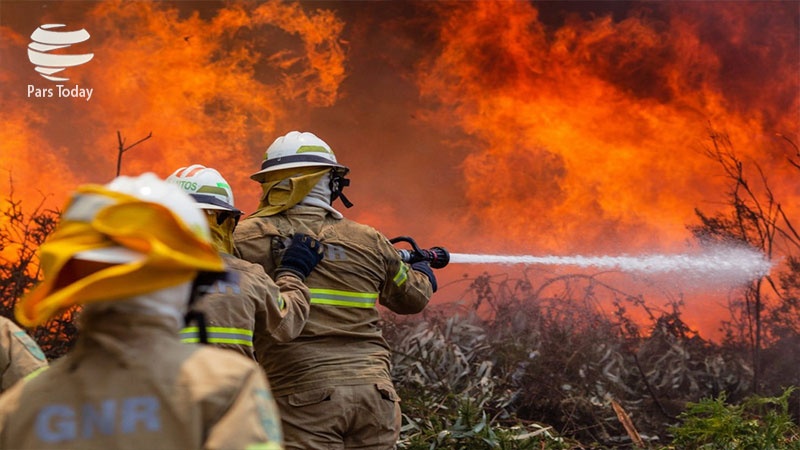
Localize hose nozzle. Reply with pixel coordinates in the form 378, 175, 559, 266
390, 236, 450, 269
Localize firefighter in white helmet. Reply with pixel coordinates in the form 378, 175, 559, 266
234, 131, 442, 449
0, 315, 47, 393
0, 173, 284, 449
167, 164, 321, 359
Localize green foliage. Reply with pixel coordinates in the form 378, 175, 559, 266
669, 387, 800, 449
399, 393, 570, 449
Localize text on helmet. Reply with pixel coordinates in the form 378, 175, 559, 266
171, 180, 198, 191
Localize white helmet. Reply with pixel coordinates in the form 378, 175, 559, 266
167, 164, 242, 214
250, 131, 349, 182
69, 172, 213, 264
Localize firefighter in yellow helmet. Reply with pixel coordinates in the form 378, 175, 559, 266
234, 131, 446, 449
167, 164, 322, 359
0, 173, 284, 450
0, 315, 47, 393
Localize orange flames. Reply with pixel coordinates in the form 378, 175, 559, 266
1, 0, 345, 211
415, 1, 799, 254
1, 1, 797, 339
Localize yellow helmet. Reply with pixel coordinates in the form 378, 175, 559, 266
15, 173, 225, 327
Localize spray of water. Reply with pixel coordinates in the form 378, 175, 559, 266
449, 244, 773, 287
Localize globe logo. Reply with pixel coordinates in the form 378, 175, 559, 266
28, 24, 94, 82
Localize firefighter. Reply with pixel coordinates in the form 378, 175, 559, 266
167, 164, 322, 359
0, 315, 47, 393
0, 173, 284, 449
234, 131, 441, 449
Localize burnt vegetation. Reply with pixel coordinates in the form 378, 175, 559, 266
1, 130, 799, 448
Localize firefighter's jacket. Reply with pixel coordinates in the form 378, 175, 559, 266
180, 253, 311, 360
0, 315, 47, 393
234, 205, 433, 396
0, 310, 283, 450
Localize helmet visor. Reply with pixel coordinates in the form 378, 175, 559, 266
190, 193, 243, 215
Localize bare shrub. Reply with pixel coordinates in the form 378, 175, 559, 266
0, 179, 75, 360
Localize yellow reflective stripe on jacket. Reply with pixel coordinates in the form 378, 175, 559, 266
276, 294, 286, 311
393, 264, 408, 287
179, 326, 254, 346
24, 366, 48, 381
309, 288, 378, 308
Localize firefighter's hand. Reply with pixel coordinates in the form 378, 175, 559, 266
412, 261, 437, 293
277, 233, 324, 280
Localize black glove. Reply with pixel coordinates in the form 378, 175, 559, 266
411, 261, 437, 293
277, 233, 324, 280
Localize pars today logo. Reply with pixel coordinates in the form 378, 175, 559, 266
27, 24, 95, 101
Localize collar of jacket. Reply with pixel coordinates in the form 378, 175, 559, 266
68, 310, 185, 369
78, 310, 181, 347
283, 204, 330, 220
